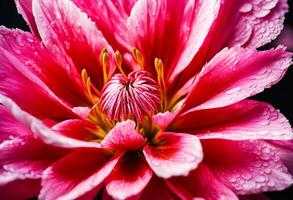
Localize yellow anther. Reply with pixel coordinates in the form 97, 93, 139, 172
81, 69, 100, 104
115, 50, 126, 78
154, 58, 167, 110
132, 48, 144, 70
100, 48, 109, 84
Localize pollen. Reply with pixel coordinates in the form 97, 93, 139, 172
99, 70, 160, 122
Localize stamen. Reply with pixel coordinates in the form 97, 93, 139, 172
100, 48, 109, 84
115, 50, 127, 78
81, 69, 100, 104
154, 58, 167, 110
132, 48, 144, 70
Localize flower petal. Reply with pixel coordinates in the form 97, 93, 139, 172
52, 119, 99, 141
172, 100, 292, 140
106, 152, 152, 199
0, 178, 40, 199
182, 46, 292, 112
15, 0, 39, 36
33, 0, 115, 89
0, 27, 88, 107
0, 95, 100, 149
0, 105, 31, 142
72, 0, 136, 51
152, 111, 176, 131
101, 120, 145, 150
40, 149, 121, 200
127, 0, 198, 76
202, 140, 293, 194
143, 132, 203, 178
167, 164, 238, 200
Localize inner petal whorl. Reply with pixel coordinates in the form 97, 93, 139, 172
100, 70, 160, 121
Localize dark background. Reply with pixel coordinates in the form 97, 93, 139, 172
0, 0, 292, 199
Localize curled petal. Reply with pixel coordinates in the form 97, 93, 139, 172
143, 132, 203, 178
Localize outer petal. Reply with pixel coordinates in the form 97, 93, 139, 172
15, 0, 39, 36
72, 0, 136, 51
143, 132, 203, 179
203, 140, 293, 194
40, 149, 121, 200
106, 152, 153, 200
0, 95, 100, 149
101, 120, 145, 150
169, 0, 288, 88
0, 27, 87, 106
167, 164, 238, 200
0, 106, 31, 142
182, 46, 292, 112
171, 100, 292, 140
33, 0, 115, 89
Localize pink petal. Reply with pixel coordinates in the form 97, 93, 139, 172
72, 0, 136, 52
0, 95, 100, 149
40, 149, 121, 200
0, 106, 31, 142
182, 46, 292, 112
167, 164, 238, 200
33, 0, 115, 89
0, 27, 88, 108
143, 132, 203, 178
126, 0, 198, 76
0, 179, 40, 199
101, 120, 145, 150
152, 111, 176, 130
106, 152, 152, 199
15, 0, 39, 36
203, 140, 293, 194
52, 119, 99, 141
169, 0, 289, 94
172, 100, 292, 140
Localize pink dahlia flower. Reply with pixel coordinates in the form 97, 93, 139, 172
0, 0, 292, 199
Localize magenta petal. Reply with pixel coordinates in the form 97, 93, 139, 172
152, 112, 176, 130
106, 152, 152, 199
182, 46, 292, 112
143, 132, 203, 178
40, 150, 121, 200
33, 0, 115, 88
0, 95, 100, 149
203, 140, 293, 194
15, 0, 39, 37
167, 164, 238, 200
172, 100, 292, 140
101, 120, 145, 150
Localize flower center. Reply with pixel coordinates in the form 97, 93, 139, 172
99, 70, 160, 122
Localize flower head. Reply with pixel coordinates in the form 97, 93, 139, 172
0, 0, 292, 199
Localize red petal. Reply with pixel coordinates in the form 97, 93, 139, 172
203, 140, 293, 194
172, 100, 292, 140
106, 152, 152, 199
143, 132, 203, 178
167, 164, 238, 200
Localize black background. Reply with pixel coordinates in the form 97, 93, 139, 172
0, 0, 292, 199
